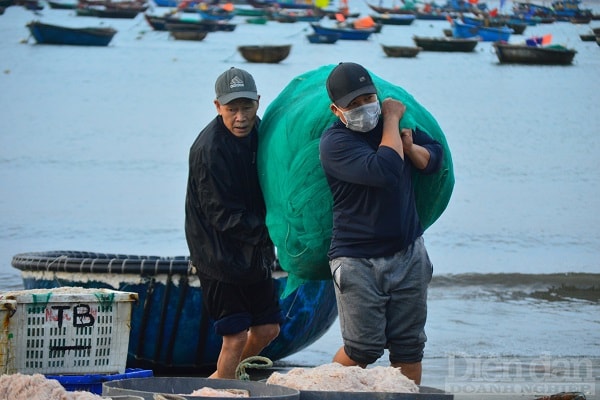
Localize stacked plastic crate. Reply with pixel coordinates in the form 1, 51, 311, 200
0, 287, 152, 394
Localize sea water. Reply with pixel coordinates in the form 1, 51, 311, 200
1, 2, 599, 395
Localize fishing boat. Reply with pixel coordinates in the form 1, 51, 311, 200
144, 14, 236, 32
198, 8, 235, 21
47, 0, 77, 9
440, 0, 489, 13
452, 20, 512, 42
247, 0, 317, 9
460, 15, 527, 35
370, 13, 416, 25
76, 5, 141, 19
26, 20, 117, 46
11, 251, 338, 374
365, 2, 416, 14
270, 9, 323, 22
512, 1, 557, 23
144, 13, 169, 30
381, 44, 422, 57
152, 0, 182, 6
238, 44, 292, 63
306, 32, 341, 43
235, 6, 267, 17
493, 42, 577, 65
166, 23, 209, 41
413, 36, 478, 52
551, 0, 593, 21
415, 10, 453, 20
246, 16, 269, 24
579, 32, 596, 41
23, 0, 43, 10
310, 23, 375, 40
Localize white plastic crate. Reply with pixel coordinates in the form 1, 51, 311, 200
0, 299, 17, 374
0, 287, 137, 375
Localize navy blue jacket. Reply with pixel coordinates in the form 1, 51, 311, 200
319, 118, 443, 259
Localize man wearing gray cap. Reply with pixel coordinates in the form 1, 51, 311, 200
185, 67, 282, 379
319, 62, 444, 384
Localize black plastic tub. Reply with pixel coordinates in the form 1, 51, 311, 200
103, 377, 453, 400
299, 387, 453, 400
103, 377, 300, 400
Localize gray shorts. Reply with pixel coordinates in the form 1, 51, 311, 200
330, 236, 433, 365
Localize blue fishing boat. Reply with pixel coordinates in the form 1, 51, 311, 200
512, 1, 557, 23
11, 251, 338, 374
441, 0, 488, 13
306, 32, 341, 44
370, 13, 416, 25
551, 0, 593, 20
248, 0, 317, 9
198, 8, 235, 21
513, 0, 591, 21
452, 20, 512, 42
26, 21, 117, 46
461, 15, 527, 35
415, 10, 453, 20
310, 23, 374, 40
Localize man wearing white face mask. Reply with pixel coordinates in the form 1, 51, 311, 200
319, 62, 444, 384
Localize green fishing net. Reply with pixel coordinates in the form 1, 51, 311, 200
258, 64, 454, 297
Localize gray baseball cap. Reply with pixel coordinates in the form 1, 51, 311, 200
215, 67, 258, 104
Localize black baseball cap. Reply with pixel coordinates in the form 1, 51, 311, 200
326, 62, 377, 108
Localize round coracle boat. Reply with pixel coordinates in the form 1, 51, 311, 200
238, 44, 292, 63
11, 250, 337, 374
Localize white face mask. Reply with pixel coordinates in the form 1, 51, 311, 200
340, 101, 381, 132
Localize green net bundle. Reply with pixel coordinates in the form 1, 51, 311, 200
258, 65, 454, 297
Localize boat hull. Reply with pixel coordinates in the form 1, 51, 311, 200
306, 33, 341, 44
310, 23, 373, 40
238, 45, 292, 63
145, 14, 236, 32
493, 43, 577, 65
166, 23, 210, 40
27, 21, 116, 46
413, 36, 478, 52
47, 0, 76, 9
381, 44, 421, 57
453, 20, 512, 42
370, 14, 416, 25
12, 251, 338, 374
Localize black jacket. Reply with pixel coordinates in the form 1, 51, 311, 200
185, 116, 275, 284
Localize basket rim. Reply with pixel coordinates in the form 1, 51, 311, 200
11, 251, 190, 275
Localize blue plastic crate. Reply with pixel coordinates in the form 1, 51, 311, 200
46, 368, 153, 394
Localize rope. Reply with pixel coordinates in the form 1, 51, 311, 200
235, 356, 273, 381
222, 48, 239, 62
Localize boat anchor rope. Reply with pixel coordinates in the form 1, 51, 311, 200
235, 356, 273, 381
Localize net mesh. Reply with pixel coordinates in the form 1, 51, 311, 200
258, 65, 454, 296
